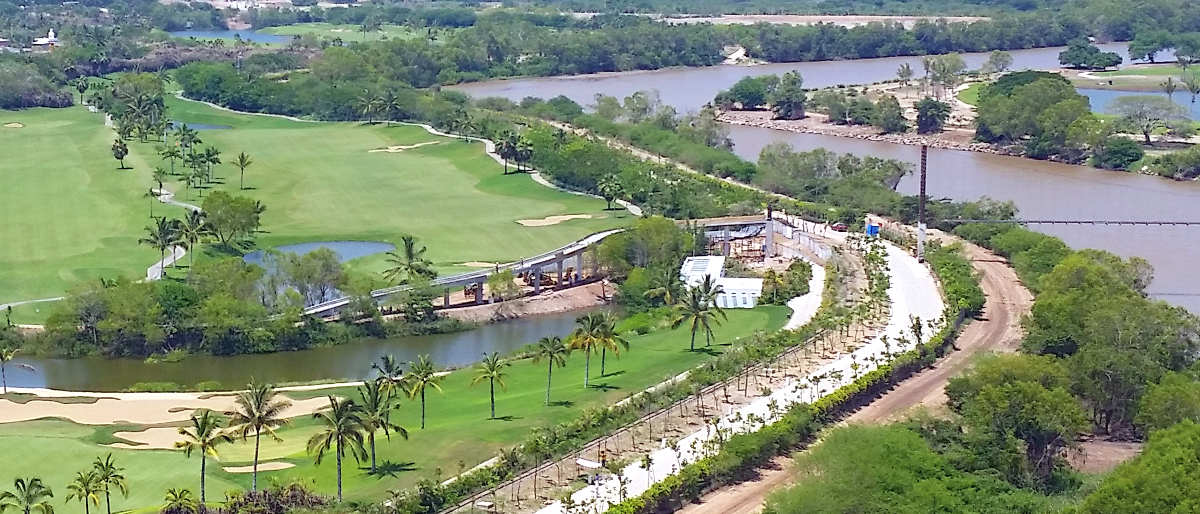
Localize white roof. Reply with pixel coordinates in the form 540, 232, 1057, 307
717, 277, 763, 293
680, 256, 725, 286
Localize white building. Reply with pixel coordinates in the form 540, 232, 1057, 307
679, 255, 763, 309
31, 29, 59, 52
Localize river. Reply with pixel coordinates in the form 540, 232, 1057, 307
9, 310, 593, 391
455, 44, 1200, 314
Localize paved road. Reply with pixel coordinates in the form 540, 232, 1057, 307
677, 240, 1032, 514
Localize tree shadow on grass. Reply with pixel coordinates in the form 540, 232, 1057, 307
588, 383, 620, 392
548, 400, 575, 408
599, 370, 626, 379
491, 415, 522, 422
689, 347, 723, 357
362, 461, 418, 479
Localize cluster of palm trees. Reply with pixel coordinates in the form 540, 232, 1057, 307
2, 454, 127, 514
495, 131, 533, 174
669, 275, 728, 352
155, 126, 251, 200
354, 90, 412, 125
138, 209, 209, 272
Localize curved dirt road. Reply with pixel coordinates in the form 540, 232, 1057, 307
678, 241, 1032, 514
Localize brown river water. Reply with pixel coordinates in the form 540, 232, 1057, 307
454, 43, 1200, 313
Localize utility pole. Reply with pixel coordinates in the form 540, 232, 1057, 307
917, 144, 928, 262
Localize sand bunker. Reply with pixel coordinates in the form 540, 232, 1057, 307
368, 141, 440, 153
0, 393, 331, 426
223, 461, 295, 473
515, 214, 594, 227
3, 122, 23, 128
108, 427, 180, 450
462, 261, 499, 268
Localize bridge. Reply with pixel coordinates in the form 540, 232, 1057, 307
303, 229, 624, 318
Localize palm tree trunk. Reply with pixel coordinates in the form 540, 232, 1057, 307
1, 365, 6, 394
690, 329, 697, 351
545, 361, 552, 405
601, 348, 607, 376
420, 389, 427, 429
584, 351, 591, 388
490, 379, 496, 419
200, 454, 207, 505
370, 432, 377, 472
105, 489, 111, 514
336, 442, 344, 501
253, 431, 261, 491
240, 169, 244, 190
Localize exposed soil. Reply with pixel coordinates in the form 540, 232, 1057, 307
440, 281, 611, 324
1069, 438, 1144, 473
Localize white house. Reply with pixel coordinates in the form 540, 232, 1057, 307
679, 255, 763, 309
31, 29, 59, 52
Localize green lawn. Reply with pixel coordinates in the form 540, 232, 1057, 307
160, 96, 629, 270
0, 99, 627, 309
1094, 64, 1194, 77
0, 306, 788, 510
0, 107, 187, 306
258, 22, 423, 43
957, 82, 984, 106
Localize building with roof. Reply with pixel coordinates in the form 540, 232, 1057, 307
31, 29, 59, 52
679, 255, 763, 309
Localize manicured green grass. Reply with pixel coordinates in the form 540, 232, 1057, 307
259, 23, 423, 43
0, 419, 247, 512
159, 96, 629, 271
957, 82, 984, 106
0, 307, 787, 509
1094, 64, 1194, 77
0, 107, 187, 306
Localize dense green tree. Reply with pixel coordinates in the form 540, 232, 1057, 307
1135, 372, 1200, 433
1108, 96, 1190, 144
111, 139, 129, 169
1058, 39, 1122, 69
1092, 137, 1144, 170
871, 94, 907, 134
1128, 30, 1173, 63
984, 50, 1014, 73
915, 97, 951, 134
1077, 420, 1200, 513
200, 191, 264, 247
767, 72, 806, 120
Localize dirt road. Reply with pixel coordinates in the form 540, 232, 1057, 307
678, 241, 1032, 514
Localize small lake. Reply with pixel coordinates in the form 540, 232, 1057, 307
8, 308, 599, 391
243, 241, 396, 267
1078, 88, 1200, 120
168, 30, 290, 44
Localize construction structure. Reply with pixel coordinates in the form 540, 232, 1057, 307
679, 255, 763, 308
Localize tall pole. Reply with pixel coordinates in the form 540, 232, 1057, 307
917, 145, 928, 262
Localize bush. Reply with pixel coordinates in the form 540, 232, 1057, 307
1093, 137, 1144, 170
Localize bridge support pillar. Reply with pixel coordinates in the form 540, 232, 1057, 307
591, 246, 600, 276
575, 252, 585, 283
474, 280, 484, 305
555, 253, 564, 289
444, 288, 450, 307
533, 266, 542, 294
723, 226, 731, 256
765, 219, 775, 258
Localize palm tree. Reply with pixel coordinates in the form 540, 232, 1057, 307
92, 454, 127, 514
532, 336, 569, 405
201, 146, 221, 183
159, 145, 183, 175
225, 381, 292, 491
232, 152, 253, 190
643, 265, 683, 306
139, 217, 181, 270
382, 235, 435, 284
174, 409, 232, 505
596, 175, 622, 210
178, 210, 206, 268
897, 63, 914, 90
1161, 76, 1179, 100
471, 352, 511, 419
568, 312, 626, 387
111, 138, 128, 169
496, 132, 517, 174
372, 354, 405, 395
357, 381, 407, 473
0, 347, 17, 393
0, 477, 54, 514
307, 396, 367, 501
671, 275, 727, 351
1183, 72, 1200, 104
161, 488, 196, 514
595, 312, 628, 376
65, 471, 101, 514
404, 354, 444, 429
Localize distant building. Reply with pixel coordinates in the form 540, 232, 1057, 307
679, 255, 763, 309
31, 29, 59, 52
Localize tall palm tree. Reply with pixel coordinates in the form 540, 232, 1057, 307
232, 152, 253, 190
306, 396, 367, 501
174, 409, 232, 505
0, 347, 17, 393
568, 312, 625, 388
65, 471, 101, 514
178, 210, 206, 268
470, 352, 510, 419
92, 454, 127, 514
404, 354, 444, 429
357, 381, 407, 473
161, 488, 196, 514
532, 336, 569, 405
225, 381, 292, 491
159, 145, 183, 175
643, 265, 683, 306
201, 146, 221, 183
372, 354, 405, 396
139, 217, 181, 271
383, 235, 435, 284
594, 311, 629, 376
671, 276, 727, 351
1160, 76, 1178, 100
0, 477, 54, 514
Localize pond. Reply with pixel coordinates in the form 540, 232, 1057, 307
8, 308, 599, 391
168, 29, 290, 45
1078, 88, 1200, 120
243, 241, 396, 267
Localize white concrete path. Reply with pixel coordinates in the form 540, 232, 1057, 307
783, 260, 826, 330
536, 242, 943, 514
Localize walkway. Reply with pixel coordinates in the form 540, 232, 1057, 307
145, 188, 201, 281
535, 242, 944, 514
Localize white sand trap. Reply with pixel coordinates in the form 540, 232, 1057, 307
0, 394, 331, 426
368, 141, 441, 153
223, 461, 295, 473
108, 427, 180, 450
462, 261, 498, 267
3, 122, 23, 128
516, 214, 594, 227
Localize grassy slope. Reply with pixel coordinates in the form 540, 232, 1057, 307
957, 82, 984, 106
161, 96, 628, 271
259, 22, 422, 43
0, 107, 185, 306
0, 307, 787, 510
